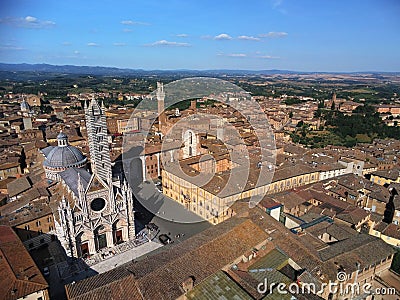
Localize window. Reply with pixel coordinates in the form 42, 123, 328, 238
25, 225, 30, 230
36, 221, 41, 227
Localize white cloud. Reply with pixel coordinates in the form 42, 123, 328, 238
87, 42, 100, 47
0, 44, 24, 51
145, 40, 191, 47
218, 52, 279, 59
214, 33, 232, 40
259, 31, 288, 38
62, 42, 72, 46
271, 0, 287, 14
122, 28, 133, 32
228, 53, 247, 57
272, 0, 283, 8
25, 16, 37, 23
218, 53, 247, 58
237, 35, 260, 41
256, 55, 280, 59
113, 42, 127, 46
121, 20, 149, 26
176, 33, 188, 38
0, 16, 55, 29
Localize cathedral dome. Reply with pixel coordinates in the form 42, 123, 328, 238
43, 132, 87, 170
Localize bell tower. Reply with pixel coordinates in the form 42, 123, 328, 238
157, 82, 166, 130
84, 98, 112, 183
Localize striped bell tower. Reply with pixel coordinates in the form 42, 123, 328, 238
84, 98, 112, 183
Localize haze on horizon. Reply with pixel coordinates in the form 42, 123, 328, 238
0, 0, 399, 72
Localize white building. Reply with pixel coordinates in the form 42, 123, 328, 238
41, 99, 135, 258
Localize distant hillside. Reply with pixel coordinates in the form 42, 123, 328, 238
0, 63, 398, 79
0, 63, 319, 76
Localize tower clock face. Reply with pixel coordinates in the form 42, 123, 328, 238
91, 198, 106, 212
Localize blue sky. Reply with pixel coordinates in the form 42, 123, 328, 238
0, 0, 399, 71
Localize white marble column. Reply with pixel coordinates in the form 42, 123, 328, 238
122, 226, 129, 241
88, 235, 96, 254
106, 230, 113, 248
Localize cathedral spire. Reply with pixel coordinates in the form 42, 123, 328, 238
77, 173, 88, 216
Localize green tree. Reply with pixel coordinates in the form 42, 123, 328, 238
314, 109, 322, 118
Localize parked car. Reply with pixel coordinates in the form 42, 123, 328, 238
146, 223, 159, 231
158, 234, 172, 245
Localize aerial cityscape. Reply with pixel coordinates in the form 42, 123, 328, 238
0, 1, 400, 300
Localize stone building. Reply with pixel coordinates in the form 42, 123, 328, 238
41, 99, 135, 258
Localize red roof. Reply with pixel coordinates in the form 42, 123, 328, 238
0, 226, 48, 300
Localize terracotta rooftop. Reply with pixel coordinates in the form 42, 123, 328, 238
0, 225, 48, 300
66, 217, 268, 300
336, 206, 369, 225
7, 176, 32, 198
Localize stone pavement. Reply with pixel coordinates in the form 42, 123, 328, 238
90, 241, 162, 274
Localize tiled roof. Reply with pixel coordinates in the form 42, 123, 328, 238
65, 268, 139, 300
336, 206, 369, 225
271, 191, 308, 210
0, 226, 48, 300
66, 217, 269, 300
59, 167, 92, 198
377, 222, 400, 240
186, 271, 253, 300
7, 176, 32, 198
371, 168, 400, 181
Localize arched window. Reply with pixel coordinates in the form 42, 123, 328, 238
189, 146, 192, 157
189, 131, 193, 144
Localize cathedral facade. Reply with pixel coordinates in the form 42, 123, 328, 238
42, 99, 135, 258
